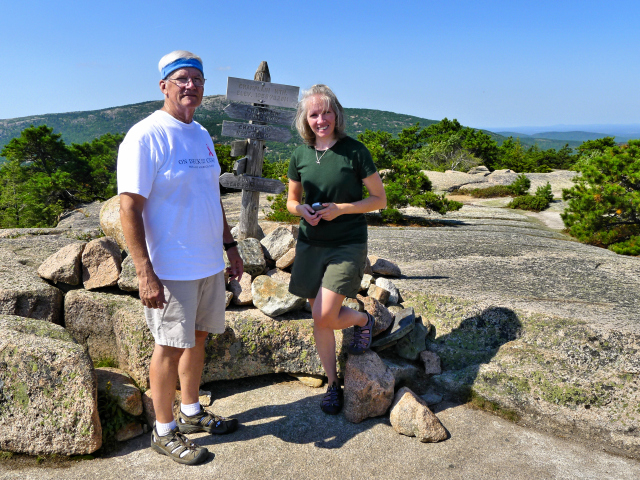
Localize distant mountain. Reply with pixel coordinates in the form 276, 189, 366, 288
0, 95, 438, 162
493, 132, 583, 150
491, 123, 640, 144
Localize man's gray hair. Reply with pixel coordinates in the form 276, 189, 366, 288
158, 50, 203, 78
294, 84, 346, 146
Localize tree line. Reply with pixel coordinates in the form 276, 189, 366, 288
2, 122, 637, 257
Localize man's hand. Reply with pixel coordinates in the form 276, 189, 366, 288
226, 246, 243, 281
138, 269, 167, 309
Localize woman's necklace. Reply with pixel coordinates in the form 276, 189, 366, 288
315, 139, 337, 164
315, 148, 329, 164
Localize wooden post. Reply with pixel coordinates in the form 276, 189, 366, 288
237, 61, 271, 239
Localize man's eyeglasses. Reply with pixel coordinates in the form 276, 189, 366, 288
166, 76, 206, 88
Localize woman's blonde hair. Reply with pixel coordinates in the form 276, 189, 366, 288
294, 84, 346, 146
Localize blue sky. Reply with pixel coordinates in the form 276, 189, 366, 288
2, 0, 639, 129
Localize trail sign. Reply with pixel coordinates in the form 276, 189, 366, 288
226, 77, 299, 108
222, 62, 298, 240
222, 120, 292, 143
219, 173, 285, 194
224, 103, 296, 126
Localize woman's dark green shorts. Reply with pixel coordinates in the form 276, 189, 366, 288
288, 241, 367, 299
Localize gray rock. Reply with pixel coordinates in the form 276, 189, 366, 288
467, 166, 491, 175
111, 296, 154, 389
421, 390, 444, 406
343, 350, 395, 424
420, 350, 442, 375
364, 256, 373, 275
96, 367, 143, 416
57, 202, 104, 230
376, 277, 400, 304
235, 237, 266, 276
371, 307, 415, 348
359, 295, 394, 336
260, 226, 296, 262
229, 272, 253, 306
99, 196, 128, 253
64, 290, 120, 364
395, 321, 429, 361
251, 275, 306, 317
65, 289, 149, 388
225, 291, 233, 307
0, 233, 86, 269
359, 273, 374, 292
266, 268, 291, 284
115, 422, 144, 442
342, 297, 364, 312
368, 255, 401, 277
82, 237, 122, 290
382, 356, 428, 390
37, 242, 86, 285
0, 248, 63, 324
117, 255, 139, 291
275, 247, 296, 269
202, 308, 343, 384
0, 315, 102, 455
288, 373, 324, 388
389, 387, 447, 443
367, 284, 390, 304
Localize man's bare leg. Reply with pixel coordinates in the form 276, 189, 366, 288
149, 344, 184, 423
178, 330, 209, 404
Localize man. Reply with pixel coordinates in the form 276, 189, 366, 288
118, 50, 243, 465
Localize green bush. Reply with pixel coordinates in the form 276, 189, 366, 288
451, 185, 514, 198
608, 236, 640, 256
508, 194, 550, 212
509, 174, 531, 196
508, 182, 553, 212
380, 208, 405, 224
264, 189, 298, 224
534, 182, 554, 203
562, 140, 640, 255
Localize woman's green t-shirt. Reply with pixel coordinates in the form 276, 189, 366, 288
287, 136, 377, 247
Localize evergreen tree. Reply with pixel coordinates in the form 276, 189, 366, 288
562, 140, 640, 255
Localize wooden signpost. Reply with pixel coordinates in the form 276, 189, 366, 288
221, 120, 291, 143
223, 103, 296, 126
222, 62, 300, 239
219, 173, 285, 194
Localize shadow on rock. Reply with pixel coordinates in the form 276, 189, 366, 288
426, 306, 523, 408
199, 375, 383, 450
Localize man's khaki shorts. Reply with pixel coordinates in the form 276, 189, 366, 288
144, 271, 226, 348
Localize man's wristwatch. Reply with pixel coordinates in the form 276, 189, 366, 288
223, 241, 238, 251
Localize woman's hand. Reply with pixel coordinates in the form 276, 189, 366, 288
317, 203, 342, 221
297, 203, 321, 226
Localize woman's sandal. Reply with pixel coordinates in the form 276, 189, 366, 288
320, 381, 344, 415
348, 312, 375, 355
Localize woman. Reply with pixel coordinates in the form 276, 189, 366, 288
287, 84, 387, 415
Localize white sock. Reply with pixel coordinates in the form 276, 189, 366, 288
181, 401, 202, 417
155, 419, 176, 436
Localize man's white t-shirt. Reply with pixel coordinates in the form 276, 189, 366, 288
117, 110, 224, 281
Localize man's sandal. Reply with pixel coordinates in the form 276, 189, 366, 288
150, 425, 208, 465
178, 405, 239, 435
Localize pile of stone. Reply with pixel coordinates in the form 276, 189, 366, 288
0, 196, 446, 456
